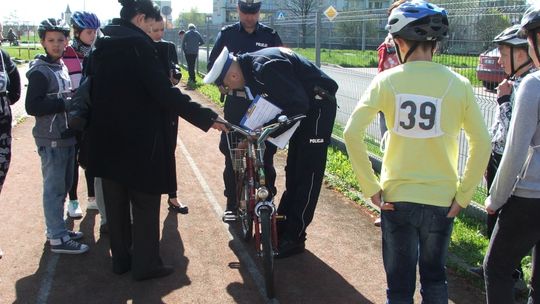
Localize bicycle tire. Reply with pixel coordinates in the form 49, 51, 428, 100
239, 181, 253, 241
259, 207, 275, 298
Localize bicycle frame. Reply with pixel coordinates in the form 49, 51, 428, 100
217, 114, 305, 298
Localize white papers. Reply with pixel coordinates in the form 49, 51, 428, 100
240, 95, 282, 130
240, 95, 299, 149
268, 121, 300, 149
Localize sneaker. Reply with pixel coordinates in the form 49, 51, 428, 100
68, 230, 84, 240
47, 230, 83, 241
87, 197, 98, 210
222, 209, 238, 222
50, 236, 89, 254
68, 200, 83, 218
469, 266, 484, 278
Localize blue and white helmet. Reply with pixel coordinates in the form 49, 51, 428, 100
386, 0, 448, 41
71, 11, 101, 30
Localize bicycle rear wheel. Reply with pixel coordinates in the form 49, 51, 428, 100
238, 181, 253, 241
259, 207, 275, 298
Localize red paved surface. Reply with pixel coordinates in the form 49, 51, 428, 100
0, 83, 486, 303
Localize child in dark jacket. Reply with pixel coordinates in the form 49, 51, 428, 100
25, 18, 89, 254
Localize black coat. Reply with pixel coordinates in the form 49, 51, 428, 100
86, 19, 217, 194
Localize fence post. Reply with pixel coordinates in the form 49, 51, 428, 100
361, 20, 366, 51
315, 11, 321, 68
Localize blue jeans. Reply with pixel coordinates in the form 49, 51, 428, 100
381, 202, 455, 304
38, 145, 75, 240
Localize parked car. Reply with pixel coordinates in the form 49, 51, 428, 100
476, 47, 506, 91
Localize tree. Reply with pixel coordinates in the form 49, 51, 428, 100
285, 0, 317, 48
476, 8, 511, 49
174, 7, 206, 30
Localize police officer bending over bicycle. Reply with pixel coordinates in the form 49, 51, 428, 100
207, 0, 282, 223
205, 47, 338, 258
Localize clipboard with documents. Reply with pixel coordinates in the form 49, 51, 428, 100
240, 95, 300, 149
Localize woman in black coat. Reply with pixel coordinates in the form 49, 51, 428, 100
86, 0, 226, 280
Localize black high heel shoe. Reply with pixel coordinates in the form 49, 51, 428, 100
168, 200, 189, 214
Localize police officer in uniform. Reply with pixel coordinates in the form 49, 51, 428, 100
204, 47, 338, 258
207, 0, 282, 221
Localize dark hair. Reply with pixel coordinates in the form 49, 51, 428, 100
118, 0, 161, 21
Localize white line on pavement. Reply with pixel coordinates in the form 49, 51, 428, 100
177, 137, 279, 304
36, 254, 59, 304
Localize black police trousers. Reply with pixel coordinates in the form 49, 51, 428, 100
277, 98, 337, 242
219, 95, 277, 209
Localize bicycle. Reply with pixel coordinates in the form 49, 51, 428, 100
216, 114, 305, 298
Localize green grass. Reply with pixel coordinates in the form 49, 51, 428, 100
292, 47, 481, 86
3, 46, 43, 62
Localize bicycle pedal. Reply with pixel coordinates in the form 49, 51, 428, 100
276, 215, 287, 221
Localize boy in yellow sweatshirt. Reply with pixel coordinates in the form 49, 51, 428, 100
343, 1, 491, 302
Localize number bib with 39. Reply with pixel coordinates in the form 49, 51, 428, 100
393, 93, 443, 139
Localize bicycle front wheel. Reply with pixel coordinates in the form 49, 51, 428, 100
259, 207, 275, 298
238, 181, 253, 241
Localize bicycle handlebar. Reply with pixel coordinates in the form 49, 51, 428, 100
214, 114, 305, 144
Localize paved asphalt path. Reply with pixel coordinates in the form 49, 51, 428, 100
0, 83, 486, 303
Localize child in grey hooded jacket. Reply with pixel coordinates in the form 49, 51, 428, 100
25, 18, 89, 254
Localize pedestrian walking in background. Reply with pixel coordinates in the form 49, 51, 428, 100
85, 0, 226, 280
468, 24, 535, 281
7, 29, 17, 46
182, 23, 204, 88
62, 11, 101, 220
0, 42, 22, 260
177, 29, 185, 65
483, 4, 540, 303
207, 0, 282, 222
149, 15, 189, 215
204, 46, 338, 258
25, 18, 89, 254
344, 1, 491, 302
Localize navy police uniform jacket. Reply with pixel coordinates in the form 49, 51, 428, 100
237, 47, 338, 119
208, 22, 282, 71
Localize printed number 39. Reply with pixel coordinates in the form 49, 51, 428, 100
399, 101, 436, 130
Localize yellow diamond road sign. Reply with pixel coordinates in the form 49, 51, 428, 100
324, 5, 338, 21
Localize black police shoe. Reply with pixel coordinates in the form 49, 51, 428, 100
276, 238, 305, 259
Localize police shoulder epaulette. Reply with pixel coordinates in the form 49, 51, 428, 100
260, 25, 277, 35
221, 24, 237, 32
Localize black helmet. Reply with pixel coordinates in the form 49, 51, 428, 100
386, 0, 449, 41
520, 4, 540, 35
493, 25, 528, 48
38, 18, 70, 39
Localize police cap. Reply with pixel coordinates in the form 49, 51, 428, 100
204, 47, 234, 86
238, 0, 261, 14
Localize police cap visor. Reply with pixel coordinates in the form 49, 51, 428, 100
238, 0, 261, 14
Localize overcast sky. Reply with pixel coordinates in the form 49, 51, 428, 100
2, 0, 213, 25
